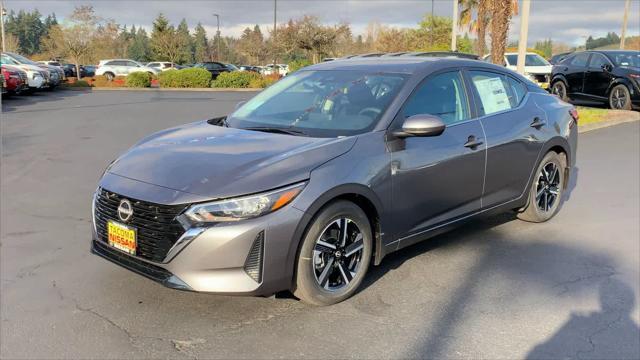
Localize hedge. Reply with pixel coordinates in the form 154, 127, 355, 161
211, 71, 261, 88
126, 72, 152, 88
249, 74, 280, 89
288, 59, 312, 73
158, 68, 212, 88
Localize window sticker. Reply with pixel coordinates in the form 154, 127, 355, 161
474, 77, 511, 114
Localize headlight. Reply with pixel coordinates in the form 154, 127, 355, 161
181, 182, 306, 224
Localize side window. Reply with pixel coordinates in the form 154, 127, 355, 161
469, 71, 513, 116
402, 71, 470, 125
569, 53, 590, 67
588, 54, 609, 69
105, 61, 119, 66
126, 61, 139, 67
506, 76, 527, 107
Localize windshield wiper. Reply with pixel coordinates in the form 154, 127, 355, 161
243, 127, 309, 137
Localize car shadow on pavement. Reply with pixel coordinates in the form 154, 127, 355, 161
359, 211, 638, 359
1, 89, 87, 113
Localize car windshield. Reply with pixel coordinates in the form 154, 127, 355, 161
607, 52, 640, 67
228, 70, 407, 138
6, 52, 39, 65
505, 54, 549, 66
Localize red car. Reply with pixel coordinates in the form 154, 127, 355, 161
1, 64, 28, 95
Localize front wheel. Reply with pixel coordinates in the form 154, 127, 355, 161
293, 201, 372, 306
609, 84, 632, 110
104, 72, 115, 81
518, 151, 567, 223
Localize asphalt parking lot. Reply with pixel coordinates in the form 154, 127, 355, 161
2, 90, 639, 359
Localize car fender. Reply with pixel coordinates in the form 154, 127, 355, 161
606, 77, 638, 97
286, 183, 385, 287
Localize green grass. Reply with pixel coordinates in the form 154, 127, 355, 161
576, 107, 610, 125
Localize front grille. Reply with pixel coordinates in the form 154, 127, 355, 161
244, 231, 264, 283
94, 188, 187, 262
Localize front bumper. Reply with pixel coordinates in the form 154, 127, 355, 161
91, 201, 306, 296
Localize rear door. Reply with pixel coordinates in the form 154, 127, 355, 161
563, 53, 590, 97
584, 53, 613, 99
391, 70, 486, 245
467, 70, 546, 207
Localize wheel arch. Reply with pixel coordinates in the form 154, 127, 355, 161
606, 78, 635, 98
550, 74, 568, 87
541, 137, 571, 189
286, 184, 385, 289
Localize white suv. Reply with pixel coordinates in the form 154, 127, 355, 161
146, 62, 179, 71
95, 59, 159, 80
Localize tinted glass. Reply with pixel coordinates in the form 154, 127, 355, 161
126, 61, 139, 67
229, 70, 407, 137
505, 54, 549, 66
469, 71, 513, 116
403, 71, 469, 125
589, 53, 610, 69
506, 76, 527, 107
569, 53, 590, 67
607, 51, 640, 67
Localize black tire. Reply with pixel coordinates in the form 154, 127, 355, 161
104, 72, 115, 81
551, 80, 569, 102
518, 151, 567, 223
293, 200, 373, 306
609, 84, 632, 110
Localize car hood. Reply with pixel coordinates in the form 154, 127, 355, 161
12, 64, 43, 73
506, 65, 552, 74
104, 121, 357, 201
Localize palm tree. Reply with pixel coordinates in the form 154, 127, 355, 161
459, 0, 517, 60
488, 0, 518, 65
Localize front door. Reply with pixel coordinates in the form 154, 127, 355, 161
564, 52, 590, 97
390, 71, 486, 244
584, 53, 613, 99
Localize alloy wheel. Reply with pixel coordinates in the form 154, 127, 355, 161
535, 162, 561, 212
552, 82, 565, 99
611, 88, 627, 109
313, 218, 365, 291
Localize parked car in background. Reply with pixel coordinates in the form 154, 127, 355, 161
91, 57, 577, 305
193, 61, 231, 79
95, 59, 159, 80
1, 64, 29, 95
83, 65, 96, 77
1, 73, 5, 95
62, 64, 88, 78
224, 63, 240, 71
1, 53, 46, 91
239, 65, 261, 73
551, 50, 639, 110
2, 52, 61, 89
146, 62, 180, 72
485, 52, 552, 90
261, 64, 288, 76
549, 52, 572, 65
39, 60, 65, 72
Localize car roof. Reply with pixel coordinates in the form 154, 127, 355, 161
304, 56, 488, 74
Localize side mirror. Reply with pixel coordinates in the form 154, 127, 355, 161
601, 64, 612, 72
393, 114, 446, 138
235, 101, 246, 110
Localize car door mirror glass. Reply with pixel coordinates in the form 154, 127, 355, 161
395, 114, 446, 138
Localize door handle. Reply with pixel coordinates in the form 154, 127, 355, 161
464, 136, 483, 149
530, 117, 546, 129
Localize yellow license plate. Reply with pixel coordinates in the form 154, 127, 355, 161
539, 82, 550, 89
107, 221, 136, 255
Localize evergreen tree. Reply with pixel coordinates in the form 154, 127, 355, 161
176, 19, 193, 64
193, 23, 209, 63
128, 27, 151, 62
4, 9, 46, 55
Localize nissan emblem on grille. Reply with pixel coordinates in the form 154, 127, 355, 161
117, 199, 133, 222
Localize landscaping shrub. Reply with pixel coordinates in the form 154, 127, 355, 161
248, 74, 280, 89
126, 72, 152, 88
64, 79, 90, 88
158, 68, 211, 88
211, 71, 261, 88
288, 59, 313, 73
91, 75, 126, 87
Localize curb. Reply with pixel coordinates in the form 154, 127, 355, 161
61, 87, 262, 92
578, 114, 640, 133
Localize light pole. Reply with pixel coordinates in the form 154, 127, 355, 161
516, 0, 531, 75
451, 0, 459, 51
1, 0, 7, 53
213, 13, 220, 61
620, 0, 630, 49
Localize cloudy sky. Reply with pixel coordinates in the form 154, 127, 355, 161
5, 0, 640, 46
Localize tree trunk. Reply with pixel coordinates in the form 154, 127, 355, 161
489, 0, 513, 65
476, 0, 488, 57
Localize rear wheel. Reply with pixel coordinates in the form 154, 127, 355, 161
551, 80, 569, 102
293, 201, 372, 306
518, 151, 566, 223
609, 84, 632, 110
